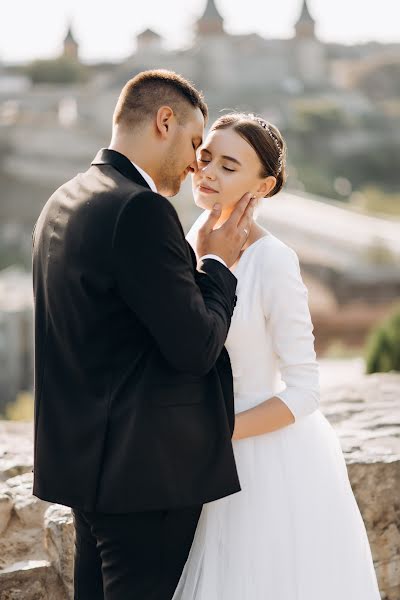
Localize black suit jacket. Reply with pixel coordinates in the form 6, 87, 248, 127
32, 149, 241, 512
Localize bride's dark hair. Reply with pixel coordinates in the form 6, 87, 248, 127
210, 113, 287, 198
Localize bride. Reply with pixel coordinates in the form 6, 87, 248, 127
173, 113, 381, 599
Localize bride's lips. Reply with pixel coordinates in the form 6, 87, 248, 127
198, 183, 218, 194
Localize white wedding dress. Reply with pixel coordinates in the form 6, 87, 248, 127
173, 212, 381, 600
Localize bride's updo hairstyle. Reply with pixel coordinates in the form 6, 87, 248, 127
210, 113, 287, 197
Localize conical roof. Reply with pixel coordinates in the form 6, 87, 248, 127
297, 0, 315, 24
199, 0, 223, 22
64, 25, 77, 44
137, 28, 161, 39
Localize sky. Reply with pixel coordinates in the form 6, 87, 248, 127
1, 0, 400, 64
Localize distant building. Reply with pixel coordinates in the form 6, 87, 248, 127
105, 0, 329, 98
294, 0, 327, 87
295, 0, 315, 38
63, 24, 79, 61
196, 0, 224, 36
136, 28, 163, 54
0, 0, 399, 225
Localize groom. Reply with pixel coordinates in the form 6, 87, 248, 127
32, 70, 254, 599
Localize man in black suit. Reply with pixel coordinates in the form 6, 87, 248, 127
32, 70, 255, 599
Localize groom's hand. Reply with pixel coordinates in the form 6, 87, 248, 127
196, 193, 256, 268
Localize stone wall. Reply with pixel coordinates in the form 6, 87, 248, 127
0, 373, 399, 599
0, 422, 68, 598
321, 374, 400, 599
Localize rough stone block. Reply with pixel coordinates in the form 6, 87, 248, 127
0, 489, 13, 535
5, 473, 50, 529
44, 504, 74, 599
0, 559, 66, 599
322, 373, 400, 600
0, 458, 33, 482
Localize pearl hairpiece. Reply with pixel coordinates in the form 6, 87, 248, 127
248, 114, 284, 175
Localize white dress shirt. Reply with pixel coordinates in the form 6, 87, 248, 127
130, 160, 227, 269
131, 160, 158, 193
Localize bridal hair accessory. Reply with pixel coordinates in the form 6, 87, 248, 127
249, 114, 284, 175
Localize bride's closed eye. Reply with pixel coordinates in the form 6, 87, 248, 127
198, 158, 236, 173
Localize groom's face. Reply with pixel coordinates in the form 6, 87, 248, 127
158, 107, 204, 197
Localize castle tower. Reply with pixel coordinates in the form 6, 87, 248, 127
295, 0, 316, 38
194, 0, 234, 90
63, 24, 79, 60
293, 0, 326, 87
196, 0, 224, 36
136, 28, 162, 53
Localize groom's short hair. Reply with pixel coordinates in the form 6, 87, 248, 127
113, 70, 208, 129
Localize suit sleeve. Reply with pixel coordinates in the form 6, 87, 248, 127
112, 191, 237, 375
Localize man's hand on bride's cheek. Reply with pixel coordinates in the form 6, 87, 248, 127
196, 193, 256, 268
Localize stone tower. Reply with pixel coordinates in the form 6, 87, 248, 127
196, 0, 224, 36
195, 0, 233, 90
63, 24, 79, 61
294, 0, 326, 88
136, 28, 162, 53
295, 0, 316, 38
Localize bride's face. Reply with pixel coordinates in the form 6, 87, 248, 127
192, 127, 267, 214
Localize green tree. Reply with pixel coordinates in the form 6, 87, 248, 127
365, 305, 400, 374
24, 57, 89, 85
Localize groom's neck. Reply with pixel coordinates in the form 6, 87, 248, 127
109, 130, 160, 186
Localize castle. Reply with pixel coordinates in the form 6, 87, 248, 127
0, 0, 398, 228
60, 0, 399, 107
101, 0, 329, 102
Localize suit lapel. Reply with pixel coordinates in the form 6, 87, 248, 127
92, 149, 151, 190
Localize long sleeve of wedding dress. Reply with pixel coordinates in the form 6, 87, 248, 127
260, 242, 320, 420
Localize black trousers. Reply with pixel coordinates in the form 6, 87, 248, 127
72, 505, 202, 600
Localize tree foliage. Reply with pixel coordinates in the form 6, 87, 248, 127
365, 305, 400, 374
24, 57, 89, 84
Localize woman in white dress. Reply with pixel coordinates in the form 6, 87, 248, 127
173, 113, 381, 600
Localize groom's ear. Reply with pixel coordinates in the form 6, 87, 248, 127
156, 106, 175, 139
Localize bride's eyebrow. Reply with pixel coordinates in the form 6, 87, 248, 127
200, 148, 241, 166
221, 155, 242, 166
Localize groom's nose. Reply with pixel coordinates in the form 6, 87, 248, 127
188, 158, 199, 173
